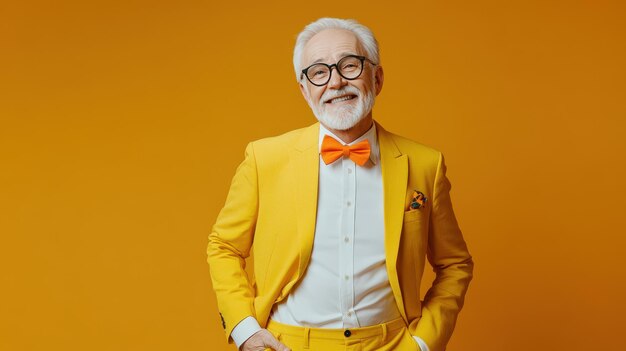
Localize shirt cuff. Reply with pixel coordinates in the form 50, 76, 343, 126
230, 316, 262, 349
412, 336, 430, 351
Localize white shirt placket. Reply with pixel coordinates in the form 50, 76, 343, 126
339, 157, 358, 327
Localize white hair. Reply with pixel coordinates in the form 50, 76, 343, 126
293, 17, 380, 81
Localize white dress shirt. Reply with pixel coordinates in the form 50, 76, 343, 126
231, 123, 429, 351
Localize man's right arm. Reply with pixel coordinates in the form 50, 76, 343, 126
231, 316, 262, 348
232, 317, 290, 351
207, 142, 260, 343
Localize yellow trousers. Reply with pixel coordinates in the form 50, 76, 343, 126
266, 318, 420, 351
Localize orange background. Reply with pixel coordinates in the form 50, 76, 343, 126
1, 1, 625, 350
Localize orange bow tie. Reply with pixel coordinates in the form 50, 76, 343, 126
320, 135, 371, 166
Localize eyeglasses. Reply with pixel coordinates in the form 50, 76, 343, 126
301, 55, 377, 87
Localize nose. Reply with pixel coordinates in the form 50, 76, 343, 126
327, 66, 347, 89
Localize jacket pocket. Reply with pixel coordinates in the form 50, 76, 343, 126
403, 209, 423, 223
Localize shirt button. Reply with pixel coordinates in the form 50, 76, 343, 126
347, 312, 352, 317
346, 201, 351, 207
344, 275, 349, 280
347, 168, 352, 174
344, 237, 349, 243
344, 330, 351, 337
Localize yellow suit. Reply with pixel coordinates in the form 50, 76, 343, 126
207, 121, 473, 351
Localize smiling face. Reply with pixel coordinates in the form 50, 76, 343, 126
299, 29, 384, 132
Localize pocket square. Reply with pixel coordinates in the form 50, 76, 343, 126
409, 190, 427, 210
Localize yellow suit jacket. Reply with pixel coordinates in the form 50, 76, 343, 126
207, 121, 473, 351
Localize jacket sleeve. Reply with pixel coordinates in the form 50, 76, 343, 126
207, 142, 259, 343
410, 152, 474, 351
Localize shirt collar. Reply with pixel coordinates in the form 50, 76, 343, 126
318, 122, 380, 165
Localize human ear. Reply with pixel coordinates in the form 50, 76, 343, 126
299, 82, 315, 111
299, 82, 310, 101
374, 65, 384, 96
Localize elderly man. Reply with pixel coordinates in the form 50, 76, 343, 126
207, 18, 473, 351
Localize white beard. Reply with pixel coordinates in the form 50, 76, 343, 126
308, 85, 375, 131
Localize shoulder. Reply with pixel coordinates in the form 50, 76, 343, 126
244, 123, 318, 168
378, 124, 442, 165
250, 124, 314, 152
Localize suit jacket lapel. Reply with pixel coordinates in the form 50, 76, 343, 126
289, 123, 320, 278
377, 122, 409, 321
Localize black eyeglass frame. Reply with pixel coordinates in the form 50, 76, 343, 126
300, 55, 378, 87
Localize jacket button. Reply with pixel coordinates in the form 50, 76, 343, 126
344, 330, 351, 337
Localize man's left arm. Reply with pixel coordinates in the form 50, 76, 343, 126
409, 152, 474, 351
